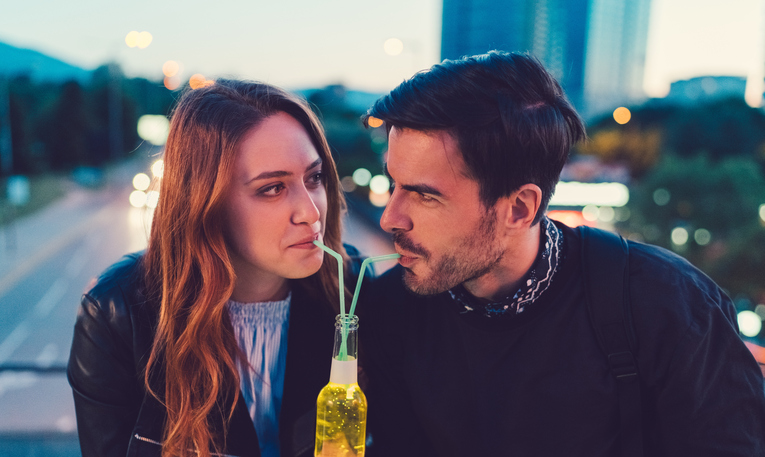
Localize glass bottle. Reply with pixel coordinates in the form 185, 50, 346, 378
315, 315, 367, 456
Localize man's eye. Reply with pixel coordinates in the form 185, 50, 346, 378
418, 193, 435, 203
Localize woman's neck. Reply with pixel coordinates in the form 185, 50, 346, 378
230, 275, 290, 303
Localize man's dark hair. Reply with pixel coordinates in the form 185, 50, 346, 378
364, 50, 586, 224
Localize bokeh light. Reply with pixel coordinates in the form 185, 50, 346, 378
614, 207, 631, 222
759, 204, 765, 223
136, 32, 153, 49
613, 107, 631, 124
125, 31, 139, 48
694, 228, 711, 245
352, 168, 372, 186
367, 116, 384, 128
369, 175, 390, 194
145, 190, 160, 209
189, 74, 208, 89
162, 60, 180, 77
581, 204, 599, 222
547, 210, 591, 228
384, 38, 404, 56
164, 76, 181, 90
369, 190, 390, 207
151, 159, 164, 179
549, 182, 629, 207
598, 206, 615, 222
738, 310, 762, 337
671, 227, 689, 245
137, 115, 170, 146
653, 188, 670, 206
341, 176, 357, 192
132, 173, 150, 191
129, 190, 147, 208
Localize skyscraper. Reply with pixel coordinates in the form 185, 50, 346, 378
441, 0, 652, 119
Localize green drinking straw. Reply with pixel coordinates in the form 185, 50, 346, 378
313, 240, 346, 317
314, 240, 349, 360
348, 254, 400, 318
313, 240, 400, 362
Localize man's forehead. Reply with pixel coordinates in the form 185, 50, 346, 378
388, 127, 469, 178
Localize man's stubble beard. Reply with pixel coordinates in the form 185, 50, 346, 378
398, 207, 505, 296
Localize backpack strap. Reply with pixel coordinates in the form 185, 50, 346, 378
579, 226, 643, 457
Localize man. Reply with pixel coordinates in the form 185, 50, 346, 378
359, 51, 765, 456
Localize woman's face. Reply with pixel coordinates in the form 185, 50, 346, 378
223, 112, 328, 296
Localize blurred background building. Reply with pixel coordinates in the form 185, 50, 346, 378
441, 0, 652, 119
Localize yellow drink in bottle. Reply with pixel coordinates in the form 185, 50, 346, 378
315, 316, 367, 456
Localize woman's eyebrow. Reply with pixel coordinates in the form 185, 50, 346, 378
247, 158, 323, 184
306, 158, 322, 171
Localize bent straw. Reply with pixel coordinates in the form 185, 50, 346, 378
348, 254, 400, 318
313, 241, 401, 363
313, 240, 345, 317
314, 240, 349, 360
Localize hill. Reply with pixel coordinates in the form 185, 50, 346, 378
0, 41, 91, 83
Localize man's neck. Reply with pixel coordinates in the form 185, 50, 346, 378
462, 222, 541, 302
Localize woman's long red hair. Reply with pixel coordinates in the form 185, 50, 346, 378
142, 80, 349, 456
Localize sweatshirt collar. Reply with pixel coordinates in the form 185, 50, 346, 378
448, 217, 564, 318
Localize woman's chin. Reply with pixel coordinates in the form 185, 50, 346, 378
283, 257, 324, 280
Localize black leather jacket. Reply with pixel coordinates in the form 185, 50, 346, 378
68, 247, 365, 457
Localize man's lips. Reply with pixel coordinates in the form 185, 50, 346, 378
394, 245, 419, 267
398, 254, 417, 268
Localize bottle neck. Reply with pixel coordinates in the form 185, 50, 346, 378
329, 315, 359, 384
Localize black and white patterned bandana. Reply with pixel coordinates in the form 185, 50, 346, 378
448, 217, 564, 318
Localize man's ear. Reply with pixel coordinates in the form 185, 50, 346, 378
495, 184, 542, 230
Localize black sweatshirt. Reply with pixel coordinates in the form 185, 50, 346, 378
360, 222, 765, 457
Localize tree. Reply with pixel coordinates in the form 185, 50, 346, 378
618, 154, 765, 303
38, 81, 90, 169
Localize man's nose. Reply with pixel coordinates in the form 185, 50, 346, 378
380, 190, 412, 233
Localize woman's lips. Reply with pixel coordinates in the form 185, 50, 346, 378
290, 234, 320, 249
290, 241, 317, 249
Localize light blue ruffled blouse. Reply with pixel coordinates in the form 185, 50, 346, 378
227, 293, 291, 457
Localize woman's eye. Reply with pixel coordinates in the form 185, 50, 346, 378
259, 184, 285, 196
307, 172, 324, 186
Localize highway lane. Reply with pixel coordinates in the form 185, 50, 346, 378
0, 167, 153, 433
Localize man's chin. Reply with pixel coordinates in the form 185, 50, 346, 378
401, 268, 448, 296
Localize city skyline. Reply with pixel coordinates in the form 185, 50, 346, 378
0, 0, 762, 98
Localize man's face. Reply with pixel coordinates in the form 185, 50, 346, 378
381, 127, 504, 295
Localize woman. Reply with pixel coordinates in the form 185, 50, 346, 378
67, 80, 359, 457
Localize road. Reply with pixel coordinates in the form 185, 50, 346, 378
0, 157, 393, 454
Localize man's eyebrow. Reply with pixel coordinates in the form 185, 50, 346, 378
247, 158, 322, 184
401, 183, 444, 198
384, 165, 442, 196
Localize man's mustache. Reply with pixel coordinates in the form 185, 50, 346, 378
392, 232, 429, 258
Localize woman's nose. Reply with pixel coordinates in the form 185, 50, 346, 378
291, 186, 322, 226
